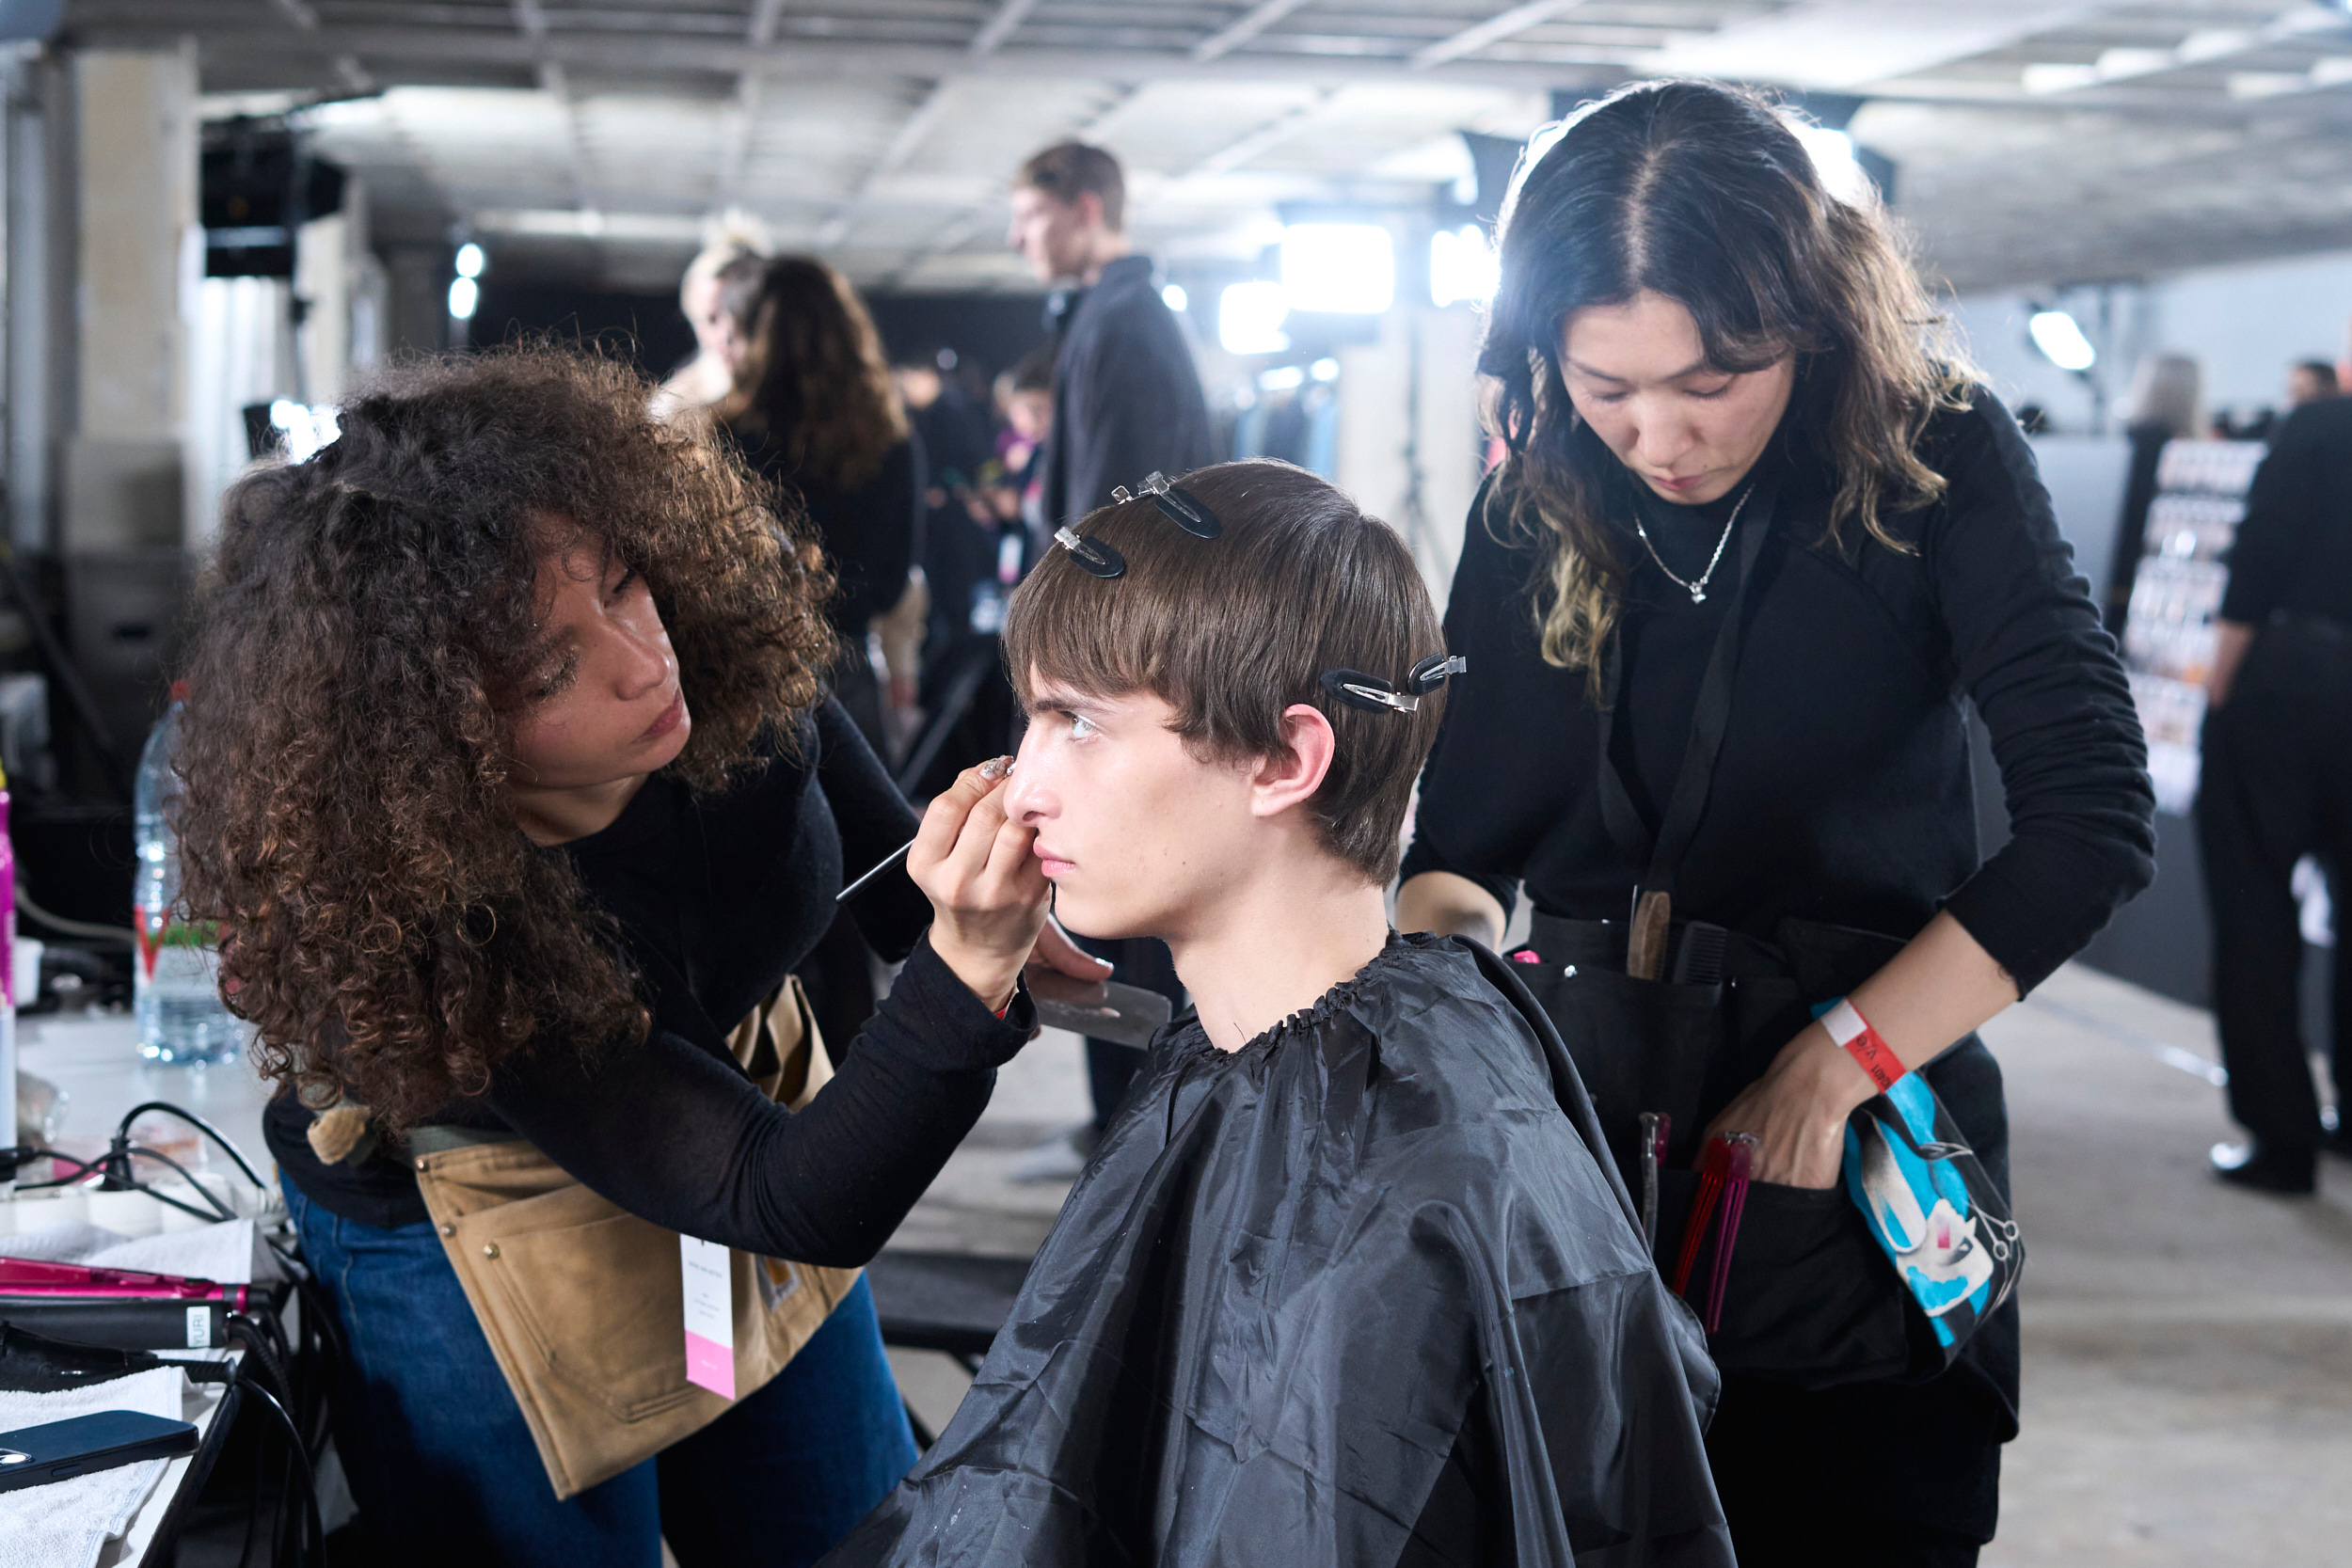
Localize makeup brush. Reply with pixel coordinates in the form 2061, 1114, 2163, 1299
834, 755, 1014, 904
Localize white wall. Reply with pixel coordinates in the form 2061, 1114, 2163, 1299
1948, 248, 2352, 435
1332, 301, 1484, 616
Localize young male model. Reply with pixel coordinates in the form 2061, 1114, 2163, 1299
824, 462, 1731, 1567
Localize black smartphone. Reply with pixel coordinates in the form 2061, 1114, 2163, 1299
0, 1409, 199, 1492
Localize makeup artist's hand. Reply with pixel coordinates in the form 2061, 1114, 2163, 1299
911, 757, 1071, 1013
1700, 1022, 1875, 1189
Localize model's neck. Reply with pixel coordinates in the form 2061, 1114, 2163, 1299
1168, 855, 1392, 1054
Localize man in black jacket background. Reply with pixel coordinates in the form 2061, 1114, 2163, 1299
1005, 140, 1215, 1177
2201, 329, 2352, 1195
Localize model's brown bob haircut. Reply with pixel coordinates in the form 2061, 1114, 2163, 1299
1016, 141, 1126, 231
1005, 461, 1444, 884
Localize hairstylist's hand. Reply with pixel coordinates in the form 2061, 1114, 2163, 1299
910, 757, 1054, 1013
1700, 1022, 1877, 1188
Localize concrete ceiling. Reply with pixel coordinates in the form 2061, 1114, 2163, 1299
59, 1, 2352, 295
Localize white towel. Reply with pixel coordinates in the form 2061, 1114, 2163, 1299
0, 1367, 196, 1568
0, 1216, 283, 1285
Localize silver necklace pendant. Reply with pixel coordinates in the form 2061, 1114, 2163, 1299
1633, 480, 1755, 606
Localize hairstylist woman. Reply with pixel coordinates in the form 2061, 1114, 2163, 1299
714, 254, 921, 755
173, 346, 1103, 1567
1397, 83, 2154, 1566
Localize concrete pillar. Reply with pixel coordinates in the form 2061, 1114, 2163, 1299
56, 45, 199, 760
66, 44, 198, 552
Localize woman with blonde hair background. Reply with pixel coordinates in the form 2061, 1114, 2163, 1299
1397, 80, 2155, 1564
655, 209, 772, 419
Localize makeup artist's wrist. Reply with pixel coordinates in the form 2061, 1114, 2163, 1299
928, 930, 1025, 1017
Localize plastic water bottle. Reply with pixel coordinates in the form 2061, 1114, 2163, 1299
135, 685, 241, 1066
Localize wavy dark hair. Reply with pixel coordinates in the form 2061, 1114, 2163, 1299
1483, 79, 1973, 674
714, 254, 908, 490
174, 344, 836, 1132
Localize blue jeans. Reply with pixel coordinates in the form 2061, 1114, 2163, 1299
285, 1179, 916, 1566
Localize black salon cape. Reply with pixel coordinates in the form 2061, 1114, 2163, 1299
824, 935, 1732, 1568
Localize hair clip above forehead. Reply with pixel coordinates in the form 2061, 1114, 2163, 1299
1319, 655, 1466, 716
1110, 471, 1221, 539
1054, 525, 1126, 579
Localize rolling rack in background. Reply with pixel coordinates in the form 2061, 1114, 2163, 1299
2120, 437, 2266, 816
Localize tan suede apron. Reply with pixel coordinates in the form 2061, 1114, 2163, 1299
405, 978, 863, 1499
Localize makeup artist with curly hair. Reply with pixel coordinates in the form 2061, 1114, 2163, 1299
172, 345, 1103, 1567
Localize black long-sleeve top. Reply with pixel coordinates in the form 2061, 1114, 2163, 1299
1402, 391, 2155, 996
739, 431, 925, 641
2219, 394, 2352, 626
265, 699, 1031, 1262
1040, 254, 1215, 529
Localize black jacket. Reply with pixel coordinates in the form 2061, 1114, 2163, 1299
1041, 255, 1215, 529
2221, 393, 2352, 626
824, 936, 1732, 1567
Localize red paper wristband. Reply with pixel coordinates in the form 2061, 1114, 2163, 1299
1820, 997, 1906, 1093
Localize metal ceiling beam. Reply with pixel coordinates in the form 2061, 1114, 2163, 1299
1186, 87, 1340, 175
1191, 0, 1316, 62
92, 12, 2324, 122
509, 0, 594, 209
969, 0, 1046, 58
1412, 1, 1581, 71
119, 20, 1627, 92
716, 0, 791, 208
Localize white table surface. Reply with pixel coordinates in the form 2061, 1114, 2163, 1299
16, 1011, 277, 1190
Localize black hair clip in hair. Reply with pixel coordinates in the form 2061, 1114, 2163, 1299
1054, 525, 1125, 578
1320, 654, 1467, 715
1111, 471, 1221, 539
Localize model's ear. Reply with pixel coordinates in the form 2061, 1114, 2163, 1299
1250, 704, 1336, 820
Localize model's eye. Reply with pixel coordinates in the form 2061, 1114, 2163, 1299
1685, 381, 1734, 400
1069, 714, 1101, 741
608, 568, 640, 602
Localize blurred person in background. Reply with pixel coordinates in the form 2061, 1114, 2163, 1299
716, 255, 925, 1061
654, 209, 771, 419
1005, 139, 1214, 1181
715, 255, 920, 754
1397, 81, 2153, 1564
2104, 354, 2204, 636
2199, 323, 2352, 1196
2290, 357, 2340, 407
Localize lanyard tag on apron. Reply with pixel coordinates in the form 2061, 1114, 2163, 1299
680, 1234, 735, 1399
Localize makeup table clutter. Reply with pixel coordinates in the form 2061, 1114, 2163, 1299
5, 1010, 315, 1567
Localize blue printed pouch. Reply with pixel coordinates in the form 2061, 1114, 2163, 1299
1842, 1071, 2023, 1366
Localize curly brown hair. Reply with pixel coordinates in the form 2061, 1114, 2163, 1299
713, 254, 908, 490
174, 344, 836, 1132
1483, 79, 1974, 677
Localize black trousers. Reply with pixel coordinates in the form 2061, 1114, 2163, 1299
2196, 615, 2352, 1152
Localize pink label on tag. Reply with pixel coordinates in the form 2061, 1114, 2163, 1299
679, 1234, 734, 1398
684, 1330, 735, 1399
